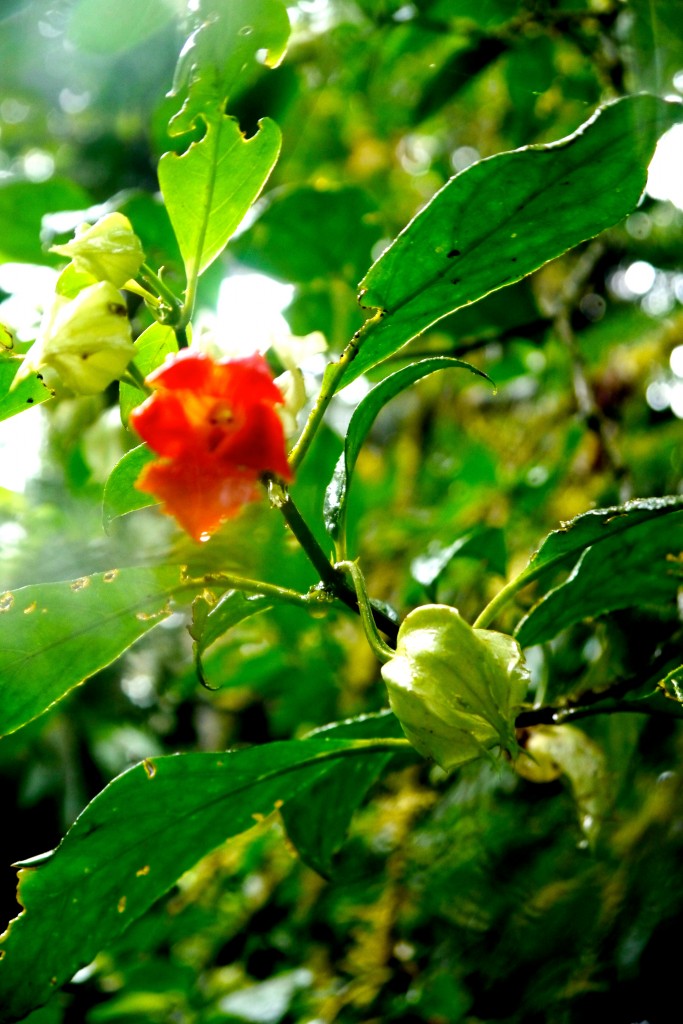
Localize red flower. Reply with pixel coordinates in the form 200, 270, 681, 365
129, 350, 292, 540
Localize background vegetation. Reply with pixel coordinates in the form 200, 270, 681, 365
1, 1, 683, 1021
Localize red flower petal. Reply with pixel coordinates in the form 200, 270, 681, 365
136, 457, 261, 542
129, 350, 293, 540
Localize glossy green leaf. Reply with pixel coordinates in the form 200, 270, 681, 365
119, 322, 177, 424
324, 357, 491, 542
281, 711, 406, 876
102, 444, 158, 529
513, 495, 683, 599
342, 95, 683, 385
0, 738, 394, 1022
190, 590, 273, 688
158, 114, 282, 282
0, 359, 53, 422
0, 566, 195, 738
516, 509, 683, 646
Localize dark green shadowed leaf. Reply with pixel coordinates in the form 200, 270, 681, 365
342, 95, 683, 386
516, 510, 683, 647
190, 590, 273, 688
0, 739, 397, 1023
0, 360, 53, 422
102, 444, 158, 530
325, 357, 491, 543
281, 711, 407, 876
0, 567, 196, 738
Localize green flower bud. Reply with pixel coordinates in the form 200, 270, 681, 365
381, 605, 530, 772
50, 213, 144, 288
17, 282, 135, 395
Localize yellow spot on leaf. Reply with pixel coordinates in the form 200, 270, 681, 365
136, 865, 150, 877
143, 759, 156, 779
0, 592, 14, 613
70, 577, 90, 592
103, 569, 119, 583
117, 896, 127, 913
23, 601, 37, 615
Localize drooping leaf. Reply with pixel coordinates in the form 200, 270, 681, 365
342, 95, 683, 386
0, 359, 53, 422
190, 590, 273, 688
0, 566, 197, 738
281, 710, 406, 876
324, 357, 491, 543
102, 444, 158, 529
119, 321, 177, 424
0, 738, 396, 1022
158, 114, 282, 282
516, 509, 683, 646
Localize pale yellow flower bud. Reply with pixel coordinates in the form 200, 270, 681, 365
50, 213, 144, 288
17, 282, 135, 395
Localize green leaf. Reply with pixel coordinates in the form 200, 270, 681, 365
514, 495, 683, 596
0, 179, 91, 265
158, 114, 282, 282
0, 566, 195, 738
190, 590, 273, 688
0, 359, 53, 422
102, 444, 158, 529
281, 711, 406, 876
342, 95, 683, 385
170, 0, 290, 133
0, 738, 395, 1022
324, 357, 491, 543
516, 509, 683, 646
119, 322, 177, 424
231, 184, 383, 284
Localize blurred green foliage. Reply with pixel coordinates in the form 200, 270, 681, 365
1, 1, 683, 1022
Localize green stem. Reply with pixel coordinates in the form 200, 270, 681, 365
472, 573, 535, 629
199, 572, 312, 608
122, 362, 152, 395
336, 560, 394, 664
174, 325, 189, 350
269, 483, 399, 643
288, 312, 382, 472
139, 263, 184, 325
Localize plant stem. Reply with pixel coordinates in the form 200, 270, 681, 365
270, 483, 398, 643
199, 572, 312, 608
122, 361, 152, 395
288, 311, 382, 472
336, 560, 394, 664
139, 263, 184, 324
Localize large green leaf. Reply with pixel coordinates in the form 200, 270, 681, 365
0, 566, 196, 738
281, 711, 406, 876
516, 509, 683, 646
0, 359, 53, 422
0, 738, 396, 1022
324, 357, 491, 544
513, 495, 683, 599
342, 95, 683, 385
158, 114, 282, 282
102, 444, 158, 529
